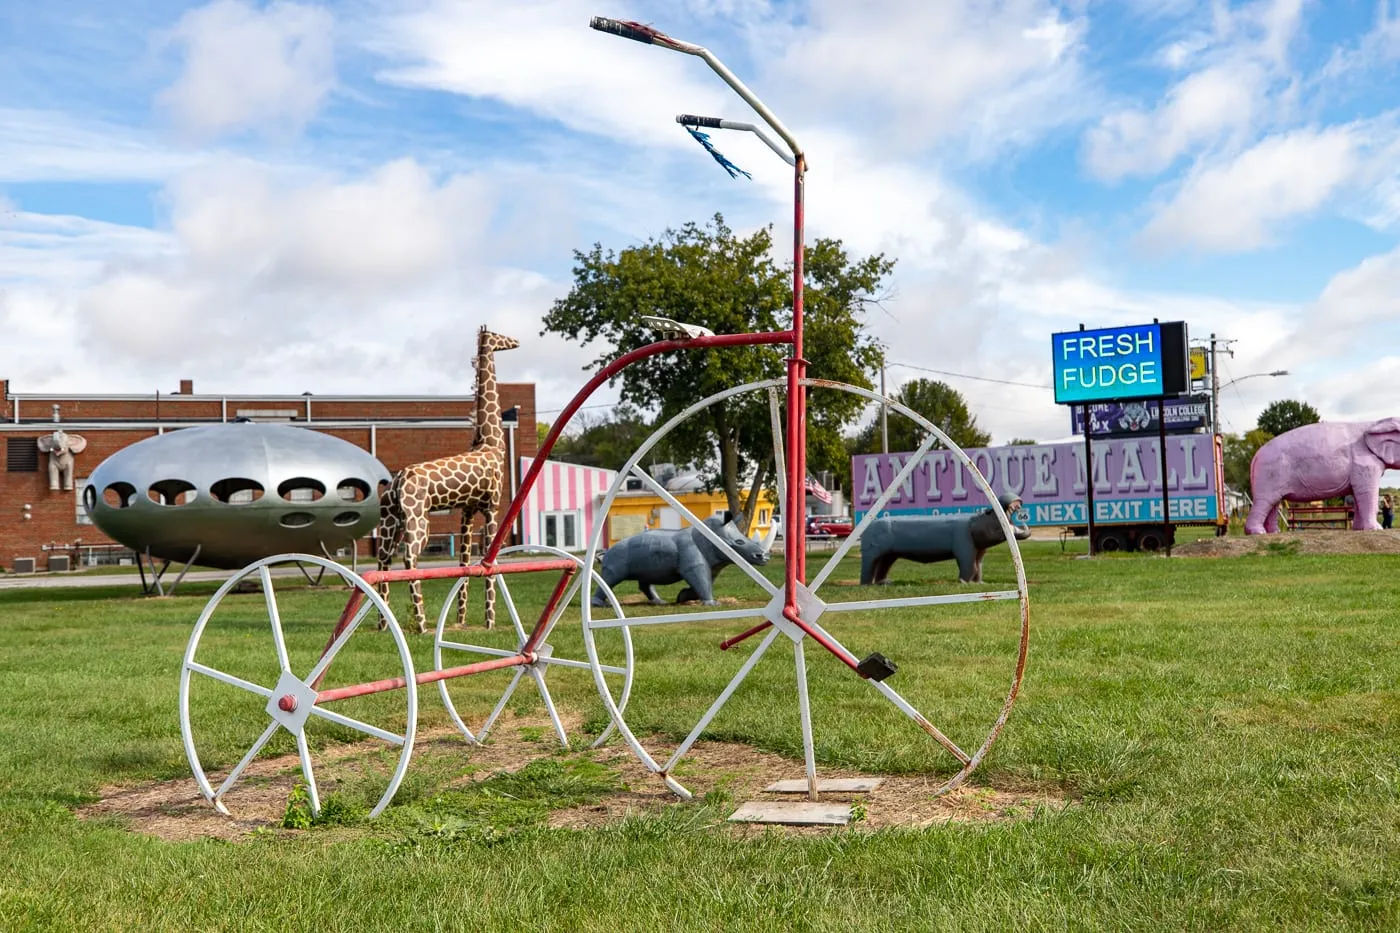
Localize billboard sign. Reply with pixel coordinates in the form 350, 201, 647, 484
1189, 347, 1208, 381
1051, 321, 1190, 405
852, 435, 1221, 528
1069, 395, 1210, 437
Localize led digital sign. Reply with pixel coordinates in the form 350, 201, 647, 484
1051, 321, 1189, 405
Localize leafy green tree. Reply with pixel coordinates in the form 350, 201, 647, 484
1257, 399, 1319, 438
541, 214, 890, 527
1222, 428, 1274, 493
849, 379, 991, 454
547, 404, 684, 472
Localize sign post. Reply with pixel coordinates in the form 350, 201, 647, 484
1051, 320, 1190, 555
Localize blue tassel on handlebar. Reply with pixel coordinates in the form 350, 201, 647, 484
683, 124, 752, 180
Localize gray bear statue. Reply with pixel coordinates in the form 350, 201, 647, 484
592, 516, 770, 607
859, 493, 1031, 585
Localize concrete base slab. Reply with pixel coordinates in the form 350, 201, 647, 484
728, 802, 852, 826
764, 778, 883, 794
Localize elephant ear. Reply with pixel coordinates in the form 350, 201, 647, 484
1364, 418, 1400, 467
35, 435, 55, 453
66, 434, 87, 454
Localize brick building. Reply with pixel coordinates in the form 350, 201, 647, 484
0, 378, 537, 572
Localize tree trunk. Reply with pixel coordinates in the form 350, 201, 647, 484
738, 457, 773, 534
714, 405, 743, 523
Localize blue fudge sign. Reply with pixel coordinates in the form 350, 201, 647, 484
1052, 322, 1189, 405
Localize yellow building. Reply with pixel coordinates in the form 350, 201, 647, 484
605, 470, 777, 545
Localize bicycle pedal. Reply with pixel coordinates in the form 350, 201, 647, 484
856, 652, 897, 681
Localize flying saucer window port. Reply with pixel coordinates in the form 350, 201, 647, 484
277, 477, 325, 502
279, 511, 316, 528
336, 478, 371, 503
100, 482, 137, 509
210, 477, 266, 505
147, 479, 196, 506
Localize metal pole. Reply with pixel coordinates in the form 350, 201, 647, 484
1083, 403, 1096, 556
880, 362, 889, 454
1210, 333, 1220, 435
1158, 401, 1172, 555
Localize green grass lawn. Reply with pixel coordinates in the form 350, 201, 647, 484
2, 540, 1398, 931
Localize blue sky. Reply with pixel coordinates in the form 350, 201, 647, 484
2, 0, 1399, 444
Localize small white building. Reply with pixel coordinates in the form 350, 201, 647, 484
517, 457, 618, 552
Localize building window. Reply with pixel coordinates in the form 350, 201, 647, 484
541, 510, 582, 551
75, 478, 94, 525
6, 438, 38, 472
757, 508, 771, 526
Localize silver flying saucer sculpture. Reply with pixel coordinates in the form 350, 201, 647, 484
83, 422, 392, 572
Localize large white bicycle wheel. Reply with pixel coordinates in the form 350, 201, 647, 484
434, 544, 633, 748
180, 554, 417, 820
579, 378, 1030, 800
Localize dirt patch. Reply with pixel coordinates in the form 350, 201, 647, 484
77, 713, 1066, 841
1173, 530, 1400, 558
550, 741, 1063, 836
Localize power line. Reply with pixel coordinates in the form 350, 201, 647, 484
886, 360, 1051, 390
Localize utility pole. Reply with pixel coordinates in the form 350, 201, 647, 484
880, 361, 889, 454
1209, 334, 1236, 434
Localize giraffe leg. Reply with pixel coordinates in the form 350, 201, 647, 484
480, 511, 498, 631
374, 511, 404, 632
404, 512, 430, 634
456, 510, 472, 630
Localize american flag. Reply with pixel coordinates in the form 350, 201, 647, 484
804, 474, 832, 504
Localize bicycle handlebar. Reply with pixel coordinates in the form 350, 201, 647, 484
676, 114, 722, 128
589, 16, 659, 44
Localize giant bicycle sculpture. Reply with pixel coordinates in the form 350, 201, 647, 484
179, 16, 1030, 820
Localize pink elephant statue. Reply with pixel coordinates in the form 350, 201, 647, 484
1246, 419, 1400, 534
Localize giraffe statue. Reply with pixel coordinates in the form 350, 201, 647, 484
375, 326, 520, 633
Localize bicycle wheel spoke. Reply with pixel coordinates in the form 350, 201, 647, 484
187, 661, 273, 699
438, 640, 518, 658
494, 574, 529, 644
793, 639, 818, 800
810, 429, 941, 593
803, 616, 970, 765
589, 605, 763, 630
260, 566, 292, 673
306, 705, 407, 746
628, 465, 778, 597
530, 668, 569, 746
478, 667, 526, 742
823, 590, 1021, 612
663, 626, 782, 773
214, 720, 280, 802
768, 387, 788, 509
870, 678, 970, 765
306, 598, 375, 684
540, 655, 626, 675
296, 731, 321, 816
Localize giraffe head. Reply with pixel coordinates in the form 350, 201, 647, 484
477, 326, 520, 356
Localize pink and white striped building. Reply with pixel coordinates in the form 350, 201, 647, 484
517, 457, 618, 552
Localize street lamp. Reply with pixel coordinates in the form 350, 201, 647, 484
1213, 369, 1289, 433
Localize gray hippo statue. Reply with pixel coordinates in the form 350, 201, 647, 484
592, 516, 770, 607
859, 494, 1031, 585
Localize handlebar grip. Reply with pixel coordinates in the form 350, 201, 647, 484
677, 114, 723, 128
589, 16, 657, 44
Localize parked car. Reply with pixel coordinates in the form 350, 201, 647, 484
807, 515, 854, 537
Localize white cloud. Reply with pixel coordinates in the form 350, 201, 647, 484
157, 0, 336, 140
1139, 124, 1359, 252
1085, 0, 1308, 181
0, 109, 201, 184
371, 0, 733, 150
1085, 62, 1263, 180
766, 0, 1090, 156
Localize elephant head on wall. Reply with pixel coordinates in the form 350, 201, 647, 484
1246, 418, 1400, 534
36, 429, 87, 492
